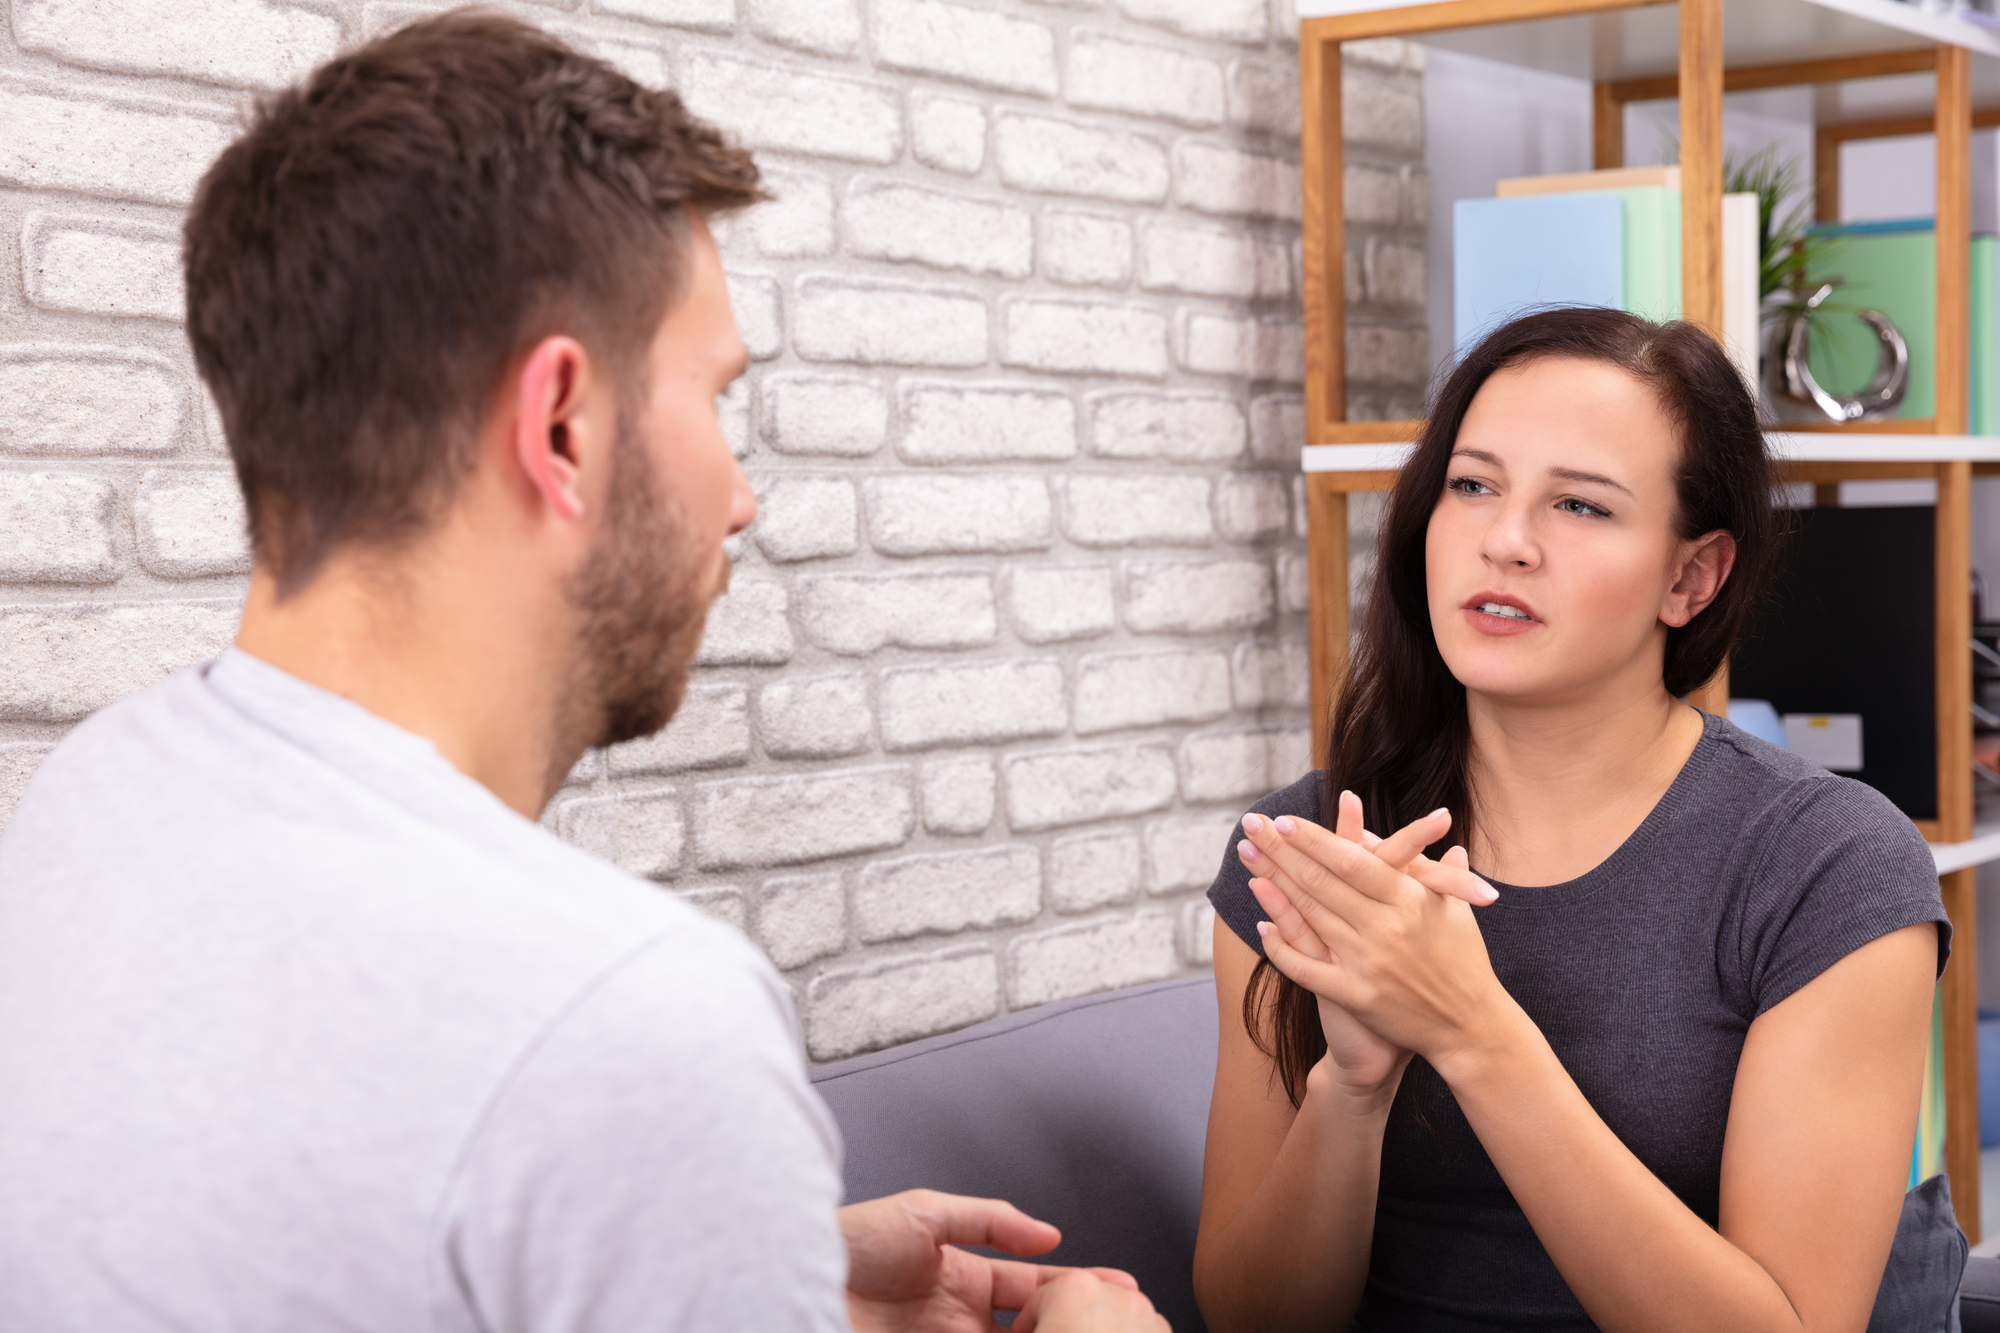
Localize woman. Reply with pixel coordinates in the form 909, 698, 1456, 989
1194, 308, 1951, 1332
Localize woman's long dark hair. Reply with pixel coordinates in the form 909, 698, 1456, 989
1246, 308, 1778, 1105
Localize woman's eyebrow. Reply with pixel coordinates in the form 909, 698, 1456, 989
1549, 466, 1634, 498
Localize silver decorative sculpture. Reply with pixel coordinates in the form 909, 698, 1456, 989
1767, 283, 1909, 423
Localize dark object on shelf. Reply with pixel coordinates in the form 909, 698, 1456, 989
1733, 505, 1936, 820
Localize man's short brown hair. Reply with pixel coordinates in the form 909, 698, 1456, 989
184, 9, 763, 590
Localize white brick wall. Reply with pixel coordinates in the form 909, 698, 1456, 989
0, 0, 1429, 1062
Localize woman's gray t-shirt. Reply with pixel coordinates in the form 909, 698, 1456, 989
1207, 712, 1951, 1331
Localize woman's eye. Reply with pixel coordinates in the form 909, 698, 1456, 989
1557, 497, 1610, 517
1446, 476, 1492, 496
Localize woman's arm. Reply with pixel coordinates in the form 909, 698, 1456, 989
1191, 923, 1392, 1333
1245, 812, 1935, 1333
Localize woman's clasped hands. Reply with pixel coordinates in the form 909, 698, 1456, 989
1238, 793, 1516, 1100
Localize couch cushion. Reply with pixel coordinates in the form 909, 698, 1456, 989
811, 976, 1218, 1333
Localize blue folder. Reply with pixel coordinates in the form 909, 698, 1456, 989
1454, 192, 1625, 357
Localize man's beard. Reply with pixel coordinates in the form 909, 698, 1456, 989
564, 419, 722, 752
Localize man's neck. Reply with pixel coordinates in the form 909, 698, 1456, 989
232, 530, 581, 819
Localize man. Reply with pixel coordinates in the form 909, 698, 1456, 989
0, 14, 1164, 1332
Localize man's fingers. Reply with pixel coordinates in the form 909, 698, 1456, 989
908, 1191, 1061, 1257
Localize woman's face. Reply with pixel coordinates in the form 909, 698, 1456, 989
1423, 356, 1732, 708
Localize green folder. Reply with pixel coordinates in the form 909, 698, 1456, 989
1615, 187, 1682, 324
1805, 221, 1997, 430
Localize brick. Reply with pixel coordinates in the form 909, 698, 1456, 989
1346, 325, 1429, 385
557, 788, 685, 879
854, 845, 1041, 943
1059, 475, 1212, 547
22, 214, 181, 322
1146, 814, 1237, 894
755, 874, 848, 969
1008, 911, 1179, 1008
695, 578, 794, 666
1177, 312, 1304, 383
1181, 899, 1217, 965
871, 0, 1057, 95
844, 181, 1032, 278
1344, 163, 1404, 226
1064, 32, 1223, 127
693, 766, 915, 870
1138, 221, 1290, 301
679, 886, 749, 933
1123, 558, 1274, 633
1048, 829, 1141, 913
758, 673, 875, 759
0, 600, 235, 721
593, 0, 735, 31
1344, 37, 1426, 72
0, 743, 54, 830
1179, 730, 1278, 803
1407, 166, 1432, 230
808, 947, 999, 1060
726, 271, 783, 361
1344, 248, 1366, 307
1114, 0, 1265, 42
0, 82, 237, 207
1366, 238, 1426, 307
1005, 565, 1115, 645
745, 169, 836, 258
0, 472, 118, 583
546, 25, 671, 89
1003, 742, 1178, 832
1343, 71, 1424, 153
1089, 392, 1245, 462
679, 53, 902, 164
718, 381, 751, 459
1000, 299, 1168, 379
1229, 59, 1299, 138
13, 0, 340, 88
798, 572, 995, 655
994, 114, 1168, 203
131, 468, 249, 579
794, 277, 988, 368
1215, 473, 1289, 542
199, 389, 227, 456
1173, 142, 1300, 222
1272, 727, 1313, 788
606, 684, 751, 774
921, 755, 995, 834
1248, 395, 1305, 466
899, 384, 1076, 464
910, 92, 986, 174
1074, 649, 1230, 735
864, 475, 1052, 556
761, 376, 887, 458
1231, 639, 1310, 710
1040, 211, 1132, 288
746, 0, 859, 53
749, 476, 858, 563
565, 750, 606, 787
880, 659, 1066, 750
1277, 549, 1310, 614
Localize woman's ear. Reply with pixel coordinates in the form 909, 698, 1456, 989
1660, 530, 1737, 628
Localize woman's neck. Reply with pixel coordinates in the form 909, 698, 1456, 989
1463, 680, 1707, 888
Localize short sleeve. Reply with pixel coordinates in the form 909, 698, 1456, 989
438, 924, 849, 1333
1729, 777, 1951, 1019
1207, 770, 1327, 958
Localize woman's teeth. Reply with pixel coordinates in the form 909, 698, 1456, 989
1480, 602, 1530, 620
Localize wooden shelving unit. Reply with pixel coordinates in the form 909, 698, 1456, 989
1297, 0, 1997, 1234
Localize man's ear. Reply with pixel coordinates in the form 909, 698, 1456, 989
511, 336, 592, 522
1661, 529, 1737, 628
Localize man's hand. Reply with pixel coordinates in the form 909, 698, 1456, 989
839, 1190, 1157, 1333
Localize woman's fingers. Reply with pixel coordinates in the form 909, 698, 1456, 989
1335, 788, 1365, 842
1256, 920, 1356, 1006
1246, 811, 1413, 908
1407, 846, 1498, 905
1369, 807, 1452, 871
1244, 871, 1333, 964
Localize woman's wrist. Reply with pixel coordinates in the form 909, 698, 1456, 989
1425, 993, 1543, 1094
1303, 1052, 1405, 1122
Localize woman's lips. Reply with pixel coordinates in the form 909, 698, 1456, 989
1462, 594, 1540, 636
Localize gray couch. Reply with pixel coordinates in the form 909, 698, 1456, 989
811, 975, 1989, 1333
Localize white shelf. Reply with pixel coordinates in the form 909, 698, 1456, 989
1295, 0, 2000, 107
1302, 433, 2000, 473
1932, 822, 2000, 872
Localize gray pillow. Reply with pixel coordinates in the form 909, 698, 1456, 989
1870, 1173, 1967, 1333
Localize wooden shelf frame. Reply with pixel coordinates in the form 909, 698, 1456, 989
1298, 0, 1984, 1233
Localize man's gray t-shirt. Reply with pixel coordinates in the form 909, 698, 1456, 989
1208, 711, 1952, 1331
0, 650, 849, 1332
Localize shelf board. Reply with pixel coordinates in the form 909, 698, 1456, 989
1296, 0, 2000, 88
1303, 432, 2000, 473
1932, 821, 2000, 873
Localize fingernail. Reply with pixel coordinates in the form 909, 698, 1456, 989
1241, 813, 1264, 835
1255, 921, 1272, 938
1274, 815, 1297, 836
1430, 807, 1449, 819
1238, 839, 1261, 863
